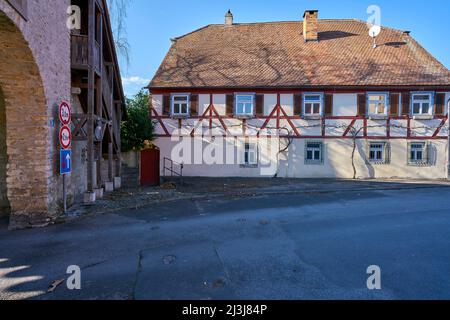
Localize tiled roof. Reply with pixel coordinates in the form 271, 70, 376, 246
149, 20, 450, 89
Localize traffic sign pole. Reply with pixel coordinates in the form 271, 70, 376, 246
58, 101, 72, 214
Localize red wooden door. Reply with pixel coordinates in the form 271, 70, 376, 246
140, 149, 160, 186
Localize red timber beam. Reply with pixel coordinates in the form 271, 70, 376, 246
432, 116, 448, 138
190, 94, 229, 137
150, 107, 170, 137
343, 119, 357, 137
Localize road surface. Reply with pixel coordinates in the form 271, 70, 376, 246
1, 186, 450, 300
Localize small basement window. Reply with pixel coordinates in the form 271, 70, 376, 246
171, 94, 190, 116
303, 93, 323, 117
369, 142, 389, 164
367, 93, 389, 117
411, 92, 434, 116
305, 141, 323, 165
235, 94, 255, 116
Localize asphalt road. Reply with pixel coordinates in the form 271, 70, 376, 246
1, 186, 450, 300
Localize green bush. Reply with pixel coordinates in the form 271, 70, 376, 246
121, 90, 154, 152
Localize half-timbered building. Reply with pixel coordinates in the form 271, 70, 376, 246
148, 10, 450, 179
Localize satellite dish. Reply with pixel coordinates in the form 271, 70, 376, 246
369, 25, 381, 38
368, 25, 381, 48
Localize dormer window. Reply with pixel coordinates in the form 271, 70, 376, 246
235, 94, 255, 117
171, 94, 190, 117
367, 93, 389, 118
303, 93, 323, 118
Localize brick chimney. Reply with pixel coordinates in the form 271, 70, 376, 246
225, 10, 233, 26
303, 10, 318, 41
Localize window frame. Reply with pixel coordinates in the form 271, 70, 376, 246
171, 93, 190, 117
235, 93, 255, 117
408, 142, 430, 166
366, 92, 389, 118
368, 141, 390, 164
303, 93, 324, 118
305, 141, 324, 165
241, 139, 259, 167
410, 92, 435, 117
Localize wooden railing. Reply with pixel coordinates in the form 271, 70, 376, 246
71, 35, 101, 73
71, 34, 88, 67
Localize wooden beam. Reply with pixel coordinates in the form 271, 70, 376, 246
87, 0, 96, 191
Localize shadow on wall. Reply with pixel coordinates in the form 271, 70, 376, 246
0, 86, 10, 217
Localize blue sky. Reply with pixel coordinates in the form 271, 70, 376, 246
120, 0, 450, 97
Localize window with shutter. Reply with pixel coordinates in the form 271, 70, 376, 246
357, 94, 366, 117
255, 94, 264, 116
163, 95, 171, 116
171, 94, 190, 117
402, 93, 411, 116
435, 93, 445, 115
408, 142, 433, 166
305, 141, 324, 165
367, 92, 389, 118
390, 93, 400, 116
303, 93, 324, 118
190, 94, 199, 116
294, 94, 303, 116
324, 94, 333, 117
368, 141, 390, 164
226, 94, 234, 115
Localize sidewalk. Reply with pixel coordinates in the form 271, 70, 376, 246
67, 178, 450, 220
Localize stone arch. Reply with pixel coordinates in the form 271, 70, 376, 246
0, 11, 52, 229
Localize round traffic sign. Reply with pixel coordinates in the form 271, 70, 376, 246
59, 101, 71, 125
59, 125, 72, 149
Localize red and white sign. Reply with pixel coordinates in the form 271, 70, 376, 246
59, 125, 72, 149
59, 101, 71, 126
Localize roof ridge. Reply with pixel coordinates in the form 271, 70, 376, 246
173, 19, 408, 40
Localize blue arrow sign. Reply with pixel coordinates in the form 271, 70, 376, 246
60, 149, 72, 175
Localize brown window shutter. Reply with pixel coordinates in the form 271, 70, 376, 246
190, 94, 198, 116
390, 93, 399, 116
163, 95, 171, 116
402, 92, 410, 116
357, 94, 366, 117
294, 93, 303, 115
255, 94, 264, 116
226, 94, 234, 115
435, 93, 445, 115
324, 94, 333, 117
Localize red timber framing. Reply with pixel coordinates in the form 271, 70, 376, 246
149, 90, 449, 141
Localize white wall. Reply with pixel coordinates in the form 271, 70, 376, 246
154, 137, 448, 179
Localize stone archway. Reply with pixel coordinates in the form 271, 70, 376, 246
0, 11, 54, 229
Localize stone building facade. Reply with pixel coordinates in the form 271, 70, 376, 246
0, 0, 125, 229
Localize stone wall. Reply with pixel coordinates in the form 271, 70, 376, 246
0, 0, 71, 228
0, 87, 9, 216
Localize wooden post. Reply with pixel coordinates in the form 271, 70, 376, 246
96, 77, 103, 188
108, 140, 113, 181
87, 0, 96, 191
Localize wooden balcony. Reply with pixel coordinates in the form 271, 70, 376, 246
71, 34, 102, 74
